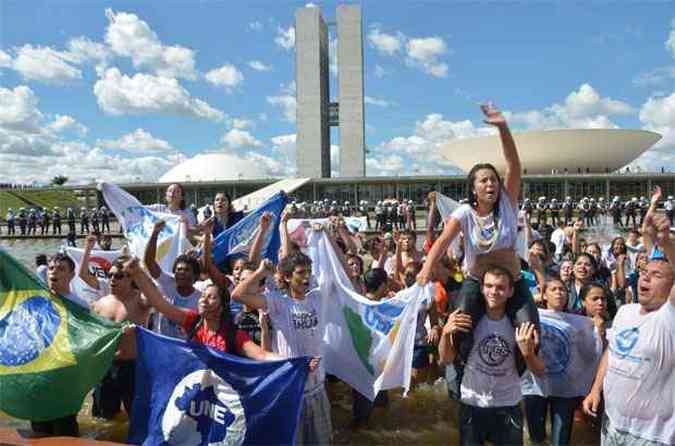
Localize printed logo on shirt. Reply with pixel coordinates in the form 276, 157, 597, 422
613, 327, 640, 357
478, 334, 511, 368
291, 308, 318, 330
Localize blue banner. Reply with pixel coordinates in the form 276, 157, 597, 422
212, 192, 288, 267
129, 328, 309, 446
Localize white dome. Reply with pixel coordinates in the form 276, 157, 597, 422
440, 129, 661, 174
159, 153, 269, 183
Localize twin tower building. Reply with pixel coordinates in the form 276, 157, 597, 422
296, 5, 365, 178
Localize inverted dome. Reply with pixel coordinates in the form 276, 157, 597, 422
159, 153, 269, 183
439, 129, 661, 174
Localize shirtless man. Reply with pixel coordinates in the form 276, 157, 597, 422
90, 257, 150, 419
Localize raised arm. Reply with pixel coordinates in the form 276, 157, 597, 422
201, 218, 232, 290
481, 103, 520, 205
417, 217, 461, 285
249, 212, 273, 268
336, 219, 359, 255
641, 186, 662, 255
143, 220, 165, 279
79, 234, 100, 289
426, 192, 439, 248
124, 257, 187, 325
279, 210, 292, 260
231, 259, 272, 310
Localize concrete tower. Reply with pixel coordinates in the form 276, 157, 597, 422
295, 5, 366, 178
337, 5, 365, 177
295, 7, 331, 178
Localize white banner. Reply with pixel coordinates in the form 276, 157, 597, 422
99, 182, 190, 273
308, 230, 433, 400
521, 309, 603, 398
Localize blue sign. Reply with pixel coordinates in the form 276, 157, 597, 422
128, 327, 309, 446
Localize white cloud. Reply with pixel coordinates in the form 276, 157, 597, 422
0, 85, 43, 133
270, 133, 296, 149
47, 115, 88, 136
405, 37, 448, 77
97, 128, 173, 153
368, 27, 450, 77
248, 60, 272, 71
267, 82, 296, 123
633, 66, 675, 88
507, 83, 633, 130
305, 2, 318, 8
368, 28, 403, 55
94, 68, 224, 121
364, 96, 389, 107
12, 45, 82, 84
374, 64, 386, 78
0, 50, 12, 68
66, 36, 111, 75
366, 113, 491, 176
639, 92, 675, 156
221, 129, 263, 149
104, 9, 196, 80
228, 118, 253, 129
249, 21, 263, 31
205, 64, 244, 91
667, 24, 675, 58
275, 26, 295, 50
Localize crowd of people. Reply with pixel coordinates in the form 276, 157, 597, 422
21, 104, 675, 445
1, 206, 113, 236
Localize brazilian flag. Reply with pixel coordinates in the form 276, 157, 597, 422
0, 249, 122, 421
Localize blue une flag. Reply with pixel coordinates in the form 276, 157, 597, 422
212, 192, 288, 267
129, 328, 309, 446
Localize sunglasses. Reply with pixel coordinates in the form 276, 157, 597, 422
108, 271, 128, 280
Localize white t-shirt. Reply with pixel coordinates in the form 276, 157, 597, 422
265, 287, 324, 393
604, 302, 675, 445
550, 228, 567, 257
146, 204, 197, 226
154, 270, 201, 339
451, 191, 518, 273
460, 315, 521, 408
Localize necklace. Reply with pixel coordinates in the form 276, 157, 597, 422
471, 211, 500, 252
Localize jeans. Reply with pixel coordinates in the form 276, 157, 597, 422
524, 395, 577, 446
459, 403, 523, 446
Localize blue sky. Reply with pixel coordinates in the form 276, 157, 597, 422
0, 0, 673, 184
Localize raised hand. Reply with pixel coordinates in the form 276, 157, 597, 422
442, 309, 473, 336
84, 234, 98, 250
516, 322, 538, 357
308, 356, 321, 372
260, 212, 273, 230
152, 219, 166, 234
650, 185, 663, 207
281, 209, 290, 224
123, 257, 142, 277
200, 216, 214, 235
258, 258, 275, 274
481, 102, 507, 127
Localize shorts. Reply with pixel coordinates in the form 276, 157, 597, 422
92, 360, 135, 419
412, 344, 432, 369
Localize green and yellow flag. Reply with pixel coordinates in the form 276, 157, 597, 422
0, 249, 122, 421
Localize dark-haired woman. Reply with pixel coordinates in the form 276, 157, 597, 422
127, 257, 299, 361
418, 103, 539, 364
211, 191, 244, 237
522, 277, 603, 446
147, 183, 197, 227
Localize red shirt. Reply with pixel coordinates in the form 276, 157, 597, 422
181, 310, 251, 354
